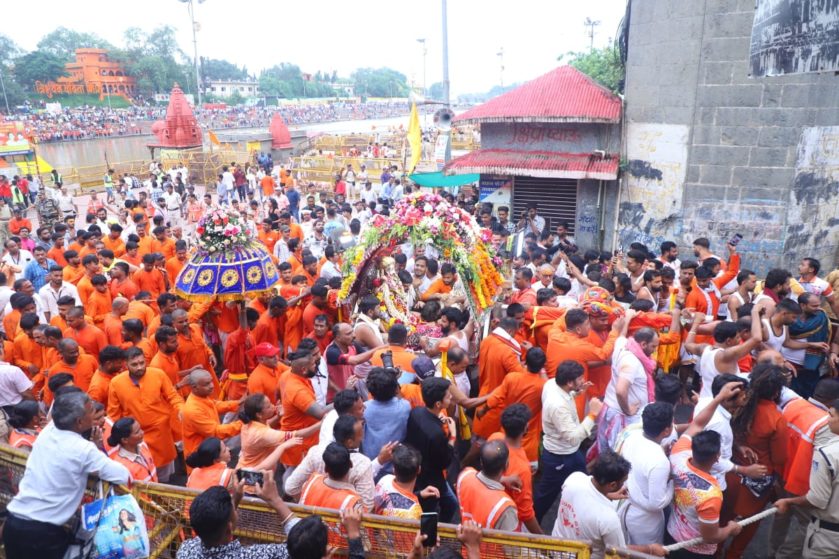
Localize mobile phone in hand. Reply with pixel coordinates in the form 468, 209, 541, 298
420, 512, 438, 547
237, 468, 264, 486
729, 233, 743, 246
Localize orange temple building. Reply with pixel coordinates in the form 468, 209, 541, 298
36, 48, 136, 100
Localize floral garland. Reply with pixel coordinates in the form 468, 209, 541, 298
338, 192, 504, 312
195, 208, 249, 253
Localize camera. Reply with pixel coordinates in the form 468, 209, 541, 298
380, 350, 401, 377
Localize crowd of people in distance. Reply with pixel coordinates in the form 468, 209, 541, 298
9, 100, 424, 143
2, 158, 839, 559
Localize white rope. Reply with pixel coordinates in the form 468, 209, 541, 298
662, 506, 778, 553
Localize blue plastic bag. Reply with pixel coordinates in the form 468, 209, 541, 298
82, 493, 150, 559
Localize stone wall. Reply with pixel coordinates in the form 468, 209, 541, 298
616, 0, 839, 273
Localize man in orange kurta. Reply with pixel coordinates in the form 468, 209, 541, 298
103, 226, 126, 257
107, 348, 184, 482
125, 295, 155, 329
63, 307, 108, 358
102, 298, 129, 347
76, 255, 101, 306
45, 339, 99, 399
165, 241, 188, 281
181, 369, 241, 460
172, 310, 218, 396
11, 317, 46, 381
476, 318, 526, 398
133, 255, 166, 300
150, 326, 193, 397
247, 343, 290, 404
84, 276, 112, 327
279, 283, 308, 356
87, 345, 127, 406
280, 352, 326, 467
474, 349, 547, 462
252, 297, 289, 350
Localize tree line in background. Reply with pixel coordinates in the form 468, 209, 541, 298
0, 26, 411, 108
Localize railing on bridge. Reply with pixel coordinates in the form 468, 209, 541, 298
0, 444, 650, 559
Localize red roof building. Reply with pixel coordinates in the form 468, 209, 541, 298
454, 66, 622, 125
443, 65, 622, 248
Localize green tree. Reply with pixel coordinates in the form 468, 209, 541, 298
228, 89, 244, 105
429, 81, 444, 100
201, 58, 247, 81
117, 25, 192, 96
13, 50, 67, 88
351, 67, 409, 98
36, 27, 114, 62
559, 45, 625, 94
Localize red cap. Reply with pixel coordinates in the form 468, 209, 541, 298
251, 342, 281, 358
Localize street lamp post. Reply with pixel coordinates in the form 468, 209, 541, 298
179, 0, 204, 106
441, 0, 450, 107
417, 38, 427, 97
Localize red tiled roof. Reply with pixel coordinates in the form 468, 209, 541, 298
443, 148, 619, 180
454, 66, 621, 124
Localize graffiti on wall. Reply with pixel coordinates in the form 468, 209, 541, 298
618, 123, 689, 249
784, 126, 839, 263
750, 0, 839, 77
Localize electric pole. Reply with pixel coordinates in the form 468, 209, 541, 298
584, 17, 601, 51
442, 0, 450, 106
497, 47, 504, 87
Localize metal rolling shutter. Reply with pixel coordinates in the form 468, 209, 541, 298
512, 176, 578, 234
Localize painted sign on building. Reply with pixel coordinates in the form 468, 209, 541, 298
750, 0, 839, 76
478, 175, 512, 207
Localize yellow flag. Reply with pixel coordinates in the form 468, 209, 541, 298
208, 130, 221, 146
407, 103, 421, 174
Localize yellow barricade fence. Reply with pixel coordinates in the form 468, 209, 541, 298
0, 444, 651, 559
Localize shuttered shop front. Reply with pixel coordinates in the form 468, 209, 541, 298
511, 177, 578, 234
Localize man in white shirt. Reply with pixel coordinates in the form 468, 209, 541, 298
534, 360, 603, 521
161, 184, 182, 227
0, 342, 33, 407
38, 266, 82, 322
54, 188, 76, 216
320, 246, 342, 281
700, 374, 766, 489
598, 327, 658, 453
616, 402, 674, 545
553, 451, 667, 558
2, 239, 34, 281
4, 391, 130, 558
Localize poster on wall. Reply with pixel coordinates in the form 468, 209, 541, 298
478, 175, 512, 207
750, 0, 839, 76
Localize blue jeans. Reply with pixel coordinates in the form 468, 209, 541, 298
533, 448, 586, 521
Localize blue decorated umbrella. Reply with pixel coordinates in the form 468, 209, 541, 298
174, 208, 279, 301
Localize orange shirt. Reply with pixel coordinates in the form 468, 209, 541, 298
420, 278, 452, 301
258, 230, 279, 253
102, 235, 126, 257
136, 235, 154, 257
125, 300, 155, 328
3, 310, 21, 341
247, 363, 288, 404
585, 329, 613, 400
279, 373, 319, 466
260, 175, 275, 196
176, 325, 218, 396
63, 324, 108, 358
88, 370, 116, 406
252, 313, 284, 349
85, 289, 112, 326
77, 274, 95, 306
46, 354, 99, 398
101, 313, 124, 346
476, 372, 545, 461
63, 264, 84, 285
187, 463, 235, 491
11, 332, 46, 375
476, 333, 525, 396
150, 350, 185, 394
151, 238, 176, 259
122, 252, 142, 268
545, 328, 618, 381
371, 345, 416, 373
121, 338, 154, 364
488, 432, 536, 522
237, 421, 287, 470
133, 268, 166, 299
288, 223, 304, 243
9, 217, 32, 235
165, 256, 186, 282
107, 368, 185, 467
301, 302, 328, 337
47, 247, 68, 267
181, 393, 241, 459
400, 383, 424, 409
78, 245, 98, 259
110, 277, 139, 301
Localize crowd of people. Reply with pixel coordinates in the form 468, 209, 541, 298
9, 100, 422, 144
1, 160, 839, 559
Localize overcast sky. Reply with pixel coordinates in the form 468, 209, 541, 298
6, 0, 627, 96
